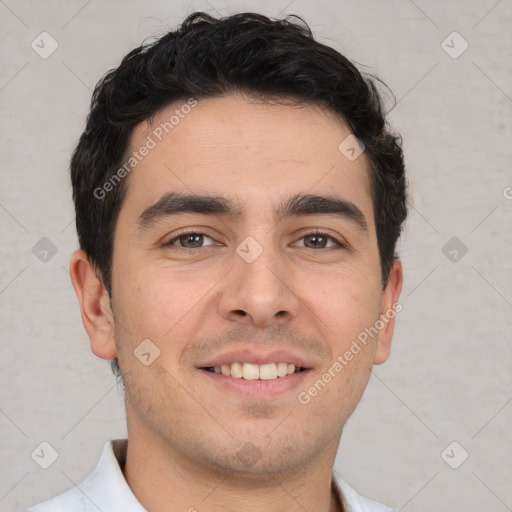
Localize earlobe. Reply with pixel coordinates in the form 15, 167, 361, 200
374, 259, 403, 365
69, 250, 117, 360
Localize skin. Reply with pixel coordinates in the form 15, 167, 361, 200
70, 93, 402, 512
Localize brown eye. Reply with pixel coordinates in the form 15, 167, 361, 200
165, 232, 215, 249
179, 234, 204, 248
295, 233, 343, 249
304, 234, 328, 248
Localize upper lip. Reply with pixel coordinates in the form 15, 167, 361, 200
198, 348, 313, 369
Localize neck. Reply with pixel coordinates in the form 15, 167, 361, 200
122, 421, 343, 512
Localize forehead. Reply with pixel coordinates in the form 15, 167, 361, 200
122, 94, 373, 219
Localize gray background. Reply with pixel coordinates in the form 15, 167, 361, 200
1, 0, 511, 511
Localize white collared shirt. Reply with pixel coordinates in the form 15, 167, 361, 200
25, 440, 395, 512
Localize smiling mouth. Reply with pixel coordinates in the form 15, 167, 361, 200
202, 362, 308, 381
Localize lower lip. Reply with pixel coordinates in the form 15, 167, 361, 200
199, 369, 311, 398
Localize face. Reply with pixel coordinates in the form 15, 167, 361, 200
74, 93, 402, 479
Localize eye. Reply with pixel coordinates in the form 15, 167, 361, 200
294, 232, 344, 249
164, 231, 216, 249
162, 230, 344, 251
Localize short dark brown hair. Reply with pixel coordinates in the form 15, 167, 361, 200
70, 11, 407, 377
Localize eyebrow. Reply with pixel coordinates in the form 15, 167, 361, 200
136, 192, 368, 232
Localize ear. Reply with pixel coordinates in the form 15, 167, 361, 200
374, 258, 403, 365
69, 249, 117, 360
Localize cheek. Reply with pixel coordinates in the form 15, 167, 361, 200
305, 270, 380, 415
113, 264, 216, 359
298, 341, 374, 433
303, 266, 382, 349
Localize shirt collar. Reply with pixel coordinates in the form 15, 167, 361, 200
78, 439, 145, 511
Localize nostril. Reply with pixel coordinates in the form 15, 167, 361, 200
235, 310, 247, 316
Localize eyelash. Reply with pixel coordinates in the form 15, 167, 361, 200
163, 229, 346, 251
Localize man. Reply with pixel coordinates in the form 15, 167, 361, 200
26, 11, 406, 512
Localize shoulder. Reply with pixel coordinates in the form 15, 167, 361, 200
24, 439, 138, 512
24, 486, 92, 512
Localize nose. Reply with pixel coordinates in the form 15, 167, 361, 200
218, 242, 301, 328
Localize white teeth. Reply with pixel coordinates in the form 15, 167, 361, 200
209, 362, 303, 380
230, 362, 243, 379
277, 362, 288, 377
242, 363, 260, 380
259, 363, 277, 380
